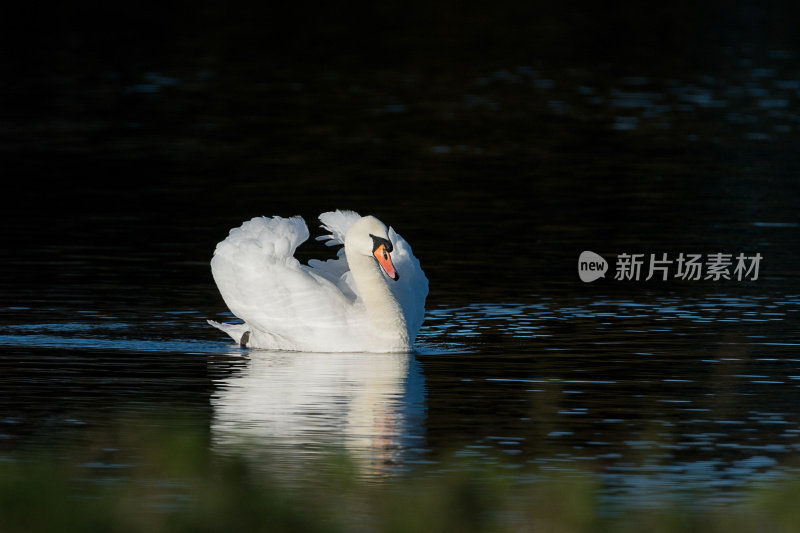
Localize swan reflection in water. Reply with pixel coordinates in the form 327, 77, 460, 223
211, 350, 426, 475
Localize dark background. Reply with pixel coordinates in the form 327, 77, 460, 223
1, 0, 798, 311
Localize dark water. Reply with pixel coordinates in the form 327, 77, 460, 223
1, 0, 799, 513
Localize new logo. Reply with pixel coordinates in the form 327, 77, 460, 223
578, 251, 608, 283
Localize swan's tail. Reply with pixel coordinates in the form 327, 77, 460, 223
207, 320, 250, 347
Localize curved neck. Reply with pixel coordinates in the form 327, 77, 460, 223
346, 250, 408, 346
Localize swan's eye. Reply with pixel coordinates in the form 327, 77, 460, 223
374, 244, 389, 260
369, 234, 393, 254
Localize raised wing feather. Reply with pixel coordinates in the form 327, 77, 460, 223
307, 210, 363, 301
317, 209, 362, 247
211, 216, 357, 347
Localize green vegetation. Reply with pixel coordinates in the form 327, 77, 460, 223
0, 425, 798, 532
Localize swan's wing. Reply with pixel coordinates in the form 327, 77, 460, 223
306, 209, 363, 300
388, 227, 429, 341
316, 209, 362, 247
306, 257, 358, 301
210, 216, 355, 345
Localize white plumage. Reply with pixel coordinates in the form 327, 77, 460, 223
208, 210, 428, 352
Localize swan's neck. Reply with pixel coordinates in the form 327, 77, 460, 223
346, 250, 408, 349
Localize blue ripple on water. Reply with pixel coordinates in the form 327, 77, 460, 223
0, 333, 227, 354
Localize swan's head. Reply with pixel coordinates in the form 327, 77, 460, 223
345, 215, 399, 281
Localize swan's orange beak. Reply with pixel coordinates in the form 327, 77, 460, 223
374, 244, 399, 281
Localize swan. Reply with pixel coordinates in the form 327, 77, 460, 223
208, 210, 428, 352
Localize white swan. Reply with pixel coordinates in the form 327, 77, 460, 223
208, 210, 428, 352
